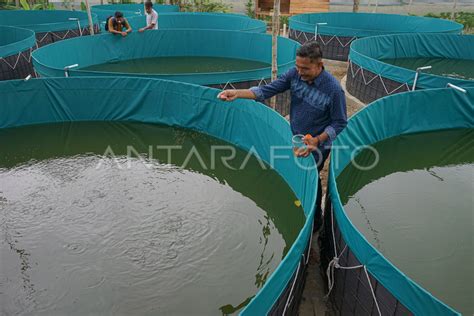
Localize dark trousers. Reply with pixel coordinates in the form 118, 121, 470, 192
314, 149, 330, 232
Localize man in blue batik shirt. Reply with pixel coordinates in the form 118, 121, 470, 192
218, 41, 347, 229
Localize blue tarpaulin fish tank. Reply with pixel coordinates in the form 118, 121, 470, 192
322, 87, 473, 315
289, 12, 463, 61
0, 25, 36, 80
31, 29, 298, 115
0, 10, 100, 47
346, 33, 474, 103
0, 77, 319, 315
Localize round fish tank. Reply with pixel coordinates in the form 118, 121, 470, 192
92, 3, 179, 22
322, 87, 473, 315
0, 10, 100, 48
31, 30, 298, 115
0, 77, 318, 315
288, 12, 463, 61
125, 12, 267, 33
346, 33, 474, 103
0, 25, 36, 81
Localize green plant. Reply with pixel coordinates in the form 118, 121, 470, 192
256, 14, 288, 32
195, 0, 232, 13
18, 0, 54, 10
178, 0, 231, 13
62, 0, 74, 10
453, 11, 474, 33
0, 0, 14, 9
245, 0, 254, 18
424, 11, 474, 34
1, 4, 17, 9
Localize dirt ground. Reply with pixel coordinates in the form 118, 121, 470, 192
298, 60, 365, 316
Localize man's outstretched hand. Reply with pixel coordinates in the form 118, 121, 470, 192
217, 90, 238, 101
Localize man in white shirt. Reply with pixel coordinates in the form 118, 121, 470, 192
139, 1, 158, 32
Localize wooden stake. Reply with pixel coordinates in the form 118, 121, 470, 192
270, 0, 280, 109
353, 0, 360, 13
451, 0, 458, 20
85, 0, 95, 35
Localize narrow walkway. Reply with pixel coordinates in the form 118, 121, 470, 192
298, 60, 365, 315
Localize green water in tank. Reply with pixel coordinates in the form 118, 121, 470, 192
0, 121, 305, 316
337, 128, 473, 315
81, 56, 271, 74
381, 57, 474, 80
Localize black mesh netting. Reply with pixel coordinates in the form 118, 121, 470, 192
0, 48, 35, 81
289, 29, 355, 62
319, 193, 414, 316
346, 61, 411, 104
35, 24, 101, 48
268, 242, 310, 316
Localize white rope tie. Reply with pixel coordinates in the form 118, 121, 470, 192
0, 47, 34, 70
36, 28, 88, 45
315, 33, 357, 48
21, 49, 33, 63
281, 211, 314, 315
37, 32, 50, 44
221, 78, 268, 90
324, 202, 382, 316
0, 52, 21, 70
50, 29, 75, 40
282, 260, 302, 316
258, 77, 269, 86
221, 81, 236, 90
290, 30, 356, 48
325, 246, 363, 297
363, 265, 382, 316
304, 220, 314, 265
289, 29, 311, 43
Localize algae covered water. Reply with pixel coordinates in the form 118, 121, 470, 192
81, 56, 270, 74
337, 128, 474, 315
0, 121, 305, 315
381, 57, 474, 80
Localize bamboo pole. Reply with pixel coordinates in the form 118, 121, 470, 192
451, 0, 458, 20
353, 0, 360, 12
270, 0, 281, 109
85, 0, 95, 35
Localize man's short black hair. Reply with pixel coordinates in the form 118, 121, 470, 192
296, 41, 323, 62
114, 11, 124, 18
145, 1, 153, 8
